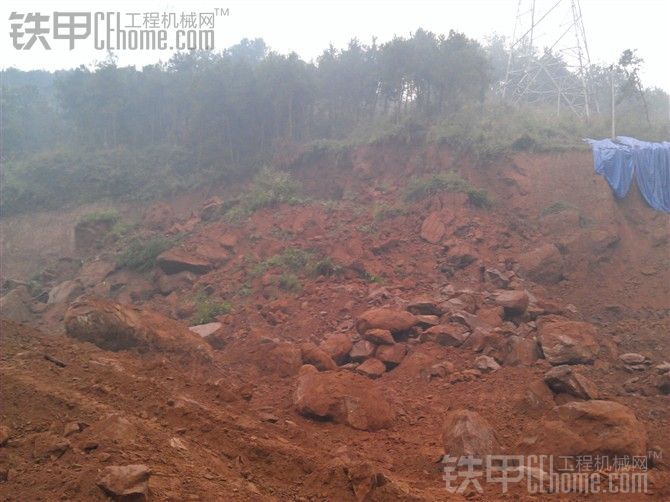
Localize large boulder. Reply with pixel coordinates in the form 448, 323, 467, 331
319, 332, 353, 365
355, 308, 417, 335
294, 371, 394, 431
442, 410, 500, 457
48, 279, 84, 305
258, 342, 303, 377
493, 290, 529, 315
529, 401, 647, 458
420, 212, 447, 244
0, 285, 33, 322
537, 320, 598, 365
300, 342, 337, 371
503, 336, 541, 366
64, 297, 211, 356
156, 247, 211, 275
517, 244, 563, 284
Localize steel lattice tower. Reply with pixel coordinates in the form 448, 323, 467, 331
502, 0, 593, 119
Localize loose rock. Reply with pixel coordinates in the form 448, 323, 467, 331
294, 371, 394, 430
544, 365, 599, 399
442, 410, 499, 457
300, 342, 337, 371
362, 328, 395, 345
537, 320, 598, 365
356, 358, 386, 379
96, 464, 151, 499
319, 333, 353, 365
355, 308, 417, 335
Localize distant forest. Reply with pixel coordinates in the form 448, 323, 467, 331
1, 29, 668, 214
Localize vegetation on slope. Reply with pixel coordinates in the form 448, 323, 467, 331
1, 31, 667, 216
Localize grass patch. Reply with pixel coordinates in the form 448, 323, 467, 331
373, 203, 406, 221
109, 221, 135, 241
251, 247, 314, 276
404, 171, 492, 207
224, 166, 304, 221
250, 247, 342, 281
539, 201, 576, 218
191, 291, 232, 325
116, 236, 174, 272
359, 270, 383, 284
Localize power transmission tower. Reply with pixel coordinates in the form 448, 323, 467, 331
502, 0, 593, 119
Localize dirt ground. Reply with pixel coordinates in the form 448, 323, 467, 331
1, 144, 668, 501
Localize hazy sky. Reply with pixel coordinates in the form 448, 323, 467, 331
1, 0, 668, 91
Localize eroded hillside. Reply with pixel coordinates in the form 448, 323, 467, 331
1, 144, 669, 501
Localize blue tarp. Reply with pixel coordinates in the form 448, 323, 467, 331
586, 136, 670, 212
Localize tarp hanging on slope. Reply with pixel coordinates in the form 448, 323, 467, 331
586, 136, 670, 213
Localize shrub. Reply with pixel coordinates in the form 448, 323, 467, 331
225, 166, 304, 222
77, 210, 120, 226
278, 273, 301, 293
466, 188, 493, 208
116, 236, 173, 272
309, 257, 342, 277
191, 292, 231, 325
0, 145, 212, 216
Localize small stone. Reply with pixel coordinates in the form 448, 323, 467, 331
423, 324, 470, 347
407, 298, 444, 316
350, 340, 376, 362
33, 432, 70, 460
414, 315, 441, 328
188, 322, 222, 338
474, 355, 501, 373
421, 362, 456, 381
363, 328, 395, 345
0, 425, 10, 446
376, 343, 407, 368
63, 422, 81, 437
619, 353, 650, 371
